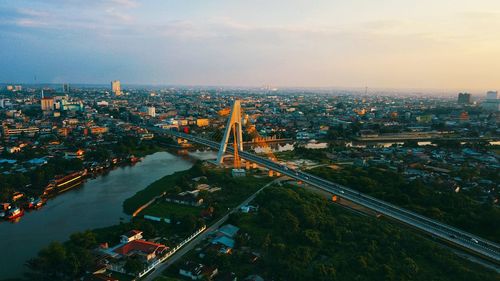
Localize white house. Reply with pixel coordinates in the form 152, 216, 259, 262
120, 229, 143, 244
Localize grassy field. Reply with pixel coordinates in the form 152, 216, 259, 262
141, 201, 201, 219
123, 169, 191, 215
124, 160, 271, 216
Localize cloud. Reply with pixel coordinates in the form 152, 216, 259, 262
108, 0, 139, 8
105, 7, 134, 22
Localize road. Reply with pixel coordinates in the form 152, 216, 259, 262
142, 179, 279, 281
156, 128, 500, 265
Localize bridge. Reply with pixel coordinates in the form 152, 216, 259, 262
153, 100, 500, 265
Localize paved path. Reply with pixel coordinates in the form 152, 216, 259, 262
142, 179, 280, 281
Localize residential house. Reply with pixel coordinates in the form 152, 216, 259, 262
166, 192, 204, 206
120, 229, 143, 244
113, 239, 167, 263
179, 261, 218, 280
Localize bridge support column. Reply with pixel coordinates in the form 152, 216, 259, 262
245, 161, 251, 170
216, 100, 243, 167
252, 163, 258, 169
268, 170, 274, 177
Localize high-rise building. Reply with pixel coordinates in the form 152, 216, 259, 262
486, 91, 498, 101
62, 83, 70, 93
142, 106, 156, 117
482, 91, 499, 112
41, 97, 55, 111
111, 80, 121, 96
457, 92, 471, 104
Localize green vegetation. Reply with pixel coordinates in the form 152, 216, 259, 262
26, 231, 98, 281
123, 169, 191, 214
309, 165, 500, 243
25, 217, 204, 281
112, 135, 162, 157
124, 161, 270, 217
0, 157, 83, 201
0, 135, 163, 201
23, 159, 273, 281
274, 146, 329, 162
184, 186, 499, 281
143, 202, 200, 218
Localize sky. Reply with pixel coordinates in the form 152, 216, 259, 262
1, 0, 500, 91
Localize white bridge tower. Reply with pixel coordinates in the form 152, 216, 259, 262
216, 100, 243, 169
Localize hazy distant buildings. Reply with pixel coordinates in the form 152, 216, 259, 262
486, 91, 498, 100
457, 92, 471, 104
41, 97, 55, 111
111, 80, 121, 96
482, 91, 499, 111
142, 106, 156, 117
6, 85, 22, 92
0, 99, 11, 108
62, 83, 70, 93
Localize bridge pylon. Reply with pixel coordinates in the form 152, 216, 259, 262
216, 100, 243, 168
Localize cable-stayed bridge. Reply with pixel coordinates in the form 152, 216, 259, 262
151, 100, 500, 265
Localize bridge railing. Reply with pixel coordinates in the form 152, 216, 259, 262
158, 128, 500, 261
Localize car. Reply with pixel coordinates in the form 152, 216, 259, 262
340, 190, 345, 194
471, 238, 479, 244
449, 234, 457, 239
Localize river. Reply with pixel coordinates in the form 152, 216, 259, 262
0, 151, 215, 279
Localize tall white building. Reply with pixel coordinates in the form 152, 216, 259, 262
111, 80, 121, 96
482, 91, 499, 112
62, 83, 70, 93
486, 91, 498, 100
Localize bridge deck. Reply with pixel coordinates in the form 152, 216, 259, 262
155, 128, 500, 265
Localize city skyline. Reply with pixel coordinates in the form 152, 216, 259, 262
1, 1, 500, 91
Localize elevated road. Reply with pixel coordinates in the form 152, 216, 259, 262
155, 128, 500, 265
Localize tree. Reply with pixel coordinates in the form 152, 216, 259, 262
27, 242, 68, 280
69, 231, 97, 249
124, 257, 144, 275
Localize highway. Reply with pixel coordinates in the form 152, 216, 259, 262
157, 128, 500, 265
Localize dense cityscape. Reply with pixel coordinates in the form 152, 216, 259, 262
2, 1, 500, 280
0, 82, 498, 280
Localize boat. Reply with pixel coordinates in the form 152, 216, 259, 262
44, 170, 87, 196
33, 198, 45, 208
0, 203, 10, 218
6, 207, 24, 220
27, 197, 45, 209
129, 155, 140, 163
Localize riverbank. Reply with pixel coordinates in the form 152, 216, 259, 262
1, 144, 166, 224
20, 157, 271, 280
0, 151, 196, 280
